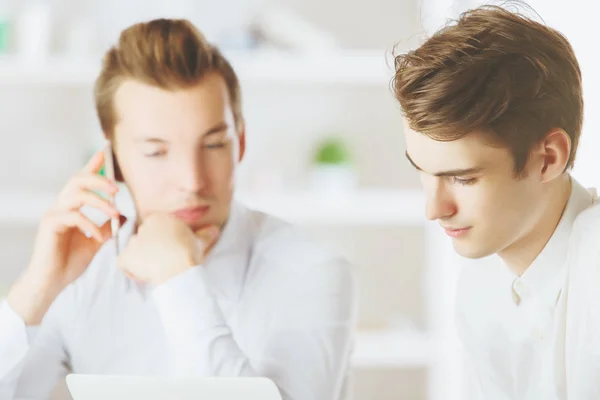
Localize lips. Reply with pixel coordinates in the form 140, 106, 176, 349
442, 226, 471, 238
173, 206, 210, 224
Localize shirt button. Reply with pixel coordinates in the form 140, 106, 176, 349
513, 278, 524, 292
513, 278, 529, 298
512, 278, 529, 304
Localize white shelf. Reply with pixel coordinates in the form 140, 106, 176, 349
0, 190, 56, 225
0, 187, 135, 226
227, 49, 395, 85
0, 50, 394, 86
352, 331, 434, 368
0, 57, 97, 86
236, 188, 427, 226
1, 188, 427, 227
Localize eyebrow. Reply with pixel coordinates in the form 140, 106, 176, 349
204, 122, 229, 136
134, 122, 229, 143
405, 151, 484, 177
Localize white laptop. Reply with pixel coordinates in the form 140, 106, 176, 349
65, 374, 282, 400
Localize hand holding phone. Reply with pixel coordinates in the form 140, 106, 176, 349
7, 148, 125, 325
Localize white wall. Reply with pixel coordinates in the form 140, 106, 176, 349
273, 0, 421, 49
531, 1, 600, 189
52, 0, 419, 51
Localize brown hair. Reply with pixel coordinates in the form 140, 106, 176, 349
393, 4, 583, 174
95, 18, 243, 137
94, 18, 243, 180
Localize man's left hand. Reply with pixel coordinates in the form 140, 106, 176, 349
117, 213, 220, 285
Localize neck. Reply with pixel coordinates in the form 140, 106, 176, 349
498, 174, 572, 276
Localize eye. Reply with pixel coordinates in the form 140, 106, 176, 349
452, 177, 477, 186
204, 143, 226, 149
145, 150, 166, 157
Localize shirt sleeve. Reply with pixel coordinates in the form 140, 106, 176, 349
0, 301, 30, 380
0, 295, 70, 399
151, 258, 357, 400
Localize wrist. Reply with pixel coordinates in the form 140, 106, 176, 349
7, 272, 63, 326
153, 254, 197, 286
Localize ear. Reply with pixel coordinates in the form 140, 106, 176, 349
538, 128, 571, 183
237, 122, 246, 163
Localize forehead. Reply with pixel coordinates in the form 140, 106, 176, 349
403, 120, 511, 173
113, 73, 232, 131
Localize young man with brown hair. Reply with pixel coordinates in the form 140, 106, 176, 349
394, 5, 599, 399
0, 19, 356, 400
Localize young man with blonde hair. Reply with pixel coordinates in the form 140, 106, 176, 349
394, 5, 599, 399
0, 19, 356, 400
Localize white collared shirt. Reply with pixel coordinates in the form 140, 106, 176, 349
0, 201, 357, 400
455, 178, 598, 400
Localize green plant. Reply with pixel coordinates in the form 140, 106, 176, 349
313, 138, 352, 165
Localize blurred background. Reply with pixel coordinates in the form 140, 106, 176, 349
0, 0, 598, 399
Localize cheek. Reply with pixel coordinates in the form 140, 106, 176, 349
123, 157, 163, 189
454, 182, 505, 222
119, 155, 169, 212
203, 150, 236, 187
463, 180, 531, 230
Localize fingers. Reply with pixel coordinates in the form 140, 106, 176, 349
65, 173, 118, 200
116, 235, 147, 283
48, 211, 106, 243
54, 172, 119, 219
82, 149, 106, 174
98, 215, 128, 239
194, 225, 221, 253
123, 270, 144, 283
61, 190, 120, 218
195, 225, 220, 241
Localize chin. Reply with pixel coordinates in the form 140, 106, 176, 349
193, 213, 227, 231
452, 241, 493, 259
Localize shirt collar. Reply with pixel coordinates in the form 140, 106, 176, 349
207, 200, 251, 259
516, 177, 595, 306
203, 200, 254, 302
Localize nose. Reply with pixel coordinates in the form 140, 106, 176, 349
175, 153, 206, 193
424, 178, 456, 221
